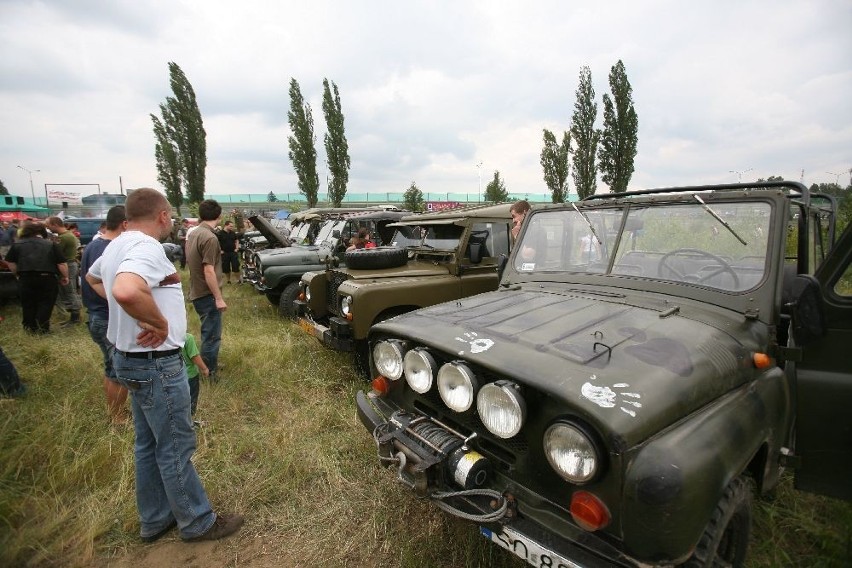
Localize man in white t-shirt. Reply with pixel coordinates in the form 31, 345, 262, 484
86, 188, 243, 543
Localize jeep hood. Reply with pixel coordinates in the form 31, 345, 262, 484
258, 245, 322, 264
344, 260, 451, 280
376, 287, 754, 448
249, 215, 289, 248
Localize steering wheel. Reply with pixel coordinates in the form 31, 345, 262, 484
658, 248, 739, 288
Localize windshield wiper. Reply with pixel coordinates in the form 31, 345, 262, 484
692, 194, 747, 246
571, 203, 602, 245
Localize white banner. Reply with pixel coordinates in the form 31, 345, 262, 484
47, 190, 82, 204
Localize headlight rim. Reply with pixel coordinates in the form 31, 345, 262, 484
543, 420, 604, 485
476, 380, 527, 439
340, 295, 352, 317
372, 340, 405, 381
437, 361, 478, 413
403, 347, 436, 392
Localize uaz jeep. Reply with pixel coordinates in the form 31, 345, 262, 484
254, 207, 407, 317
294, 203, 514, 370
357, 182, 850, 566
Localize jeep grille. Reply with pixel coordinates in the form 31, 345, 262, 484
327, 270, 351, 316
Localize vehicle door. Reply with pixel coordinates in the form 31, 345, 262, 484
461, 221, 511, 295
793, 222, 852, 500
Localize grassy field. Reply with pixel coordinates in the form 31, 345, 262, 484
0, 274, 850, 567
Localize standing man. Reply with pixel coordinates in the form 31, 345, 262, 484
4, 221, 69, 334
45, 216, 82, 326
80, 205, 129, 425
217, 220, 240, 285
176, 219, 189, 269
185, 199, 226, 380
86, 188, 242, 542
510, 199, 531, 242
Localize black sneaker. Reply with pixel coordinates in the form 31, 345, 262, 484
184, 512, 244, 542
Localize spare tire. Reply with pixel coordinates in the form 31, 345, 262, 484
344, 246, 408, 270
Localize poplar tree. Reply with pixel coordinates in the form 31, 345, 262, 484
151, 114, 183, 214
322, 79, 350, 207
599, 60, 639, 193
287, 78, 320, 207
571, 66, 599, 199
152, 62, 206, 204
484, 170, 509, 202
540, 129, 571, 203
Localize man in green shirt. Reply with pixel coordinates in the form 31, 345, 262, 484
46, 217, 82, 326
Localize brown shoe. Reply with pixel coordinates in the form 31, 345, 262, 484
184, 512, 244, 542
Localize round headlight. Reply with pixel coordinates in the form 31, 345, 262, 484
477, 382, 526, 439
340, 295, 352, 317
304, 283, 312, 302
403, 349, 435, 393
373, 341, 404, 380
437, 362, 477, 412
544, 423, 599, 484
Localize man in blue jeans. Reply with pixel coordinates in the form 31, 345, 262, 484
86, 188, 242, 543
185, 199, 226, 380
80, 205, 128, 424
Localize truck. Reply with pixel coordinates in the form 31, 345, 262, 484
356, 181, 850, 566
294, 203, 515, 371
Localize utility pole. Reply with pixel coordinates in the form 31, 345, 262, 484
476, 161, 483, 203
16, 165, 40, 204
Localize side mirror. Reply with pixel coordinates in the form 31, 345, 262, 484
332, 230, 341, 238
786, 275, 827, 346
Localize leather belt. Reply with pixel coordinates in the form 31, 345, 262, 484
116, 348, 181, 359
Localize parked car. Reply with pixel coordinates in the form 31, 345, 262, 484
356, 181, 849, 567
253, 207, 408, 317
295, 203, 514, 371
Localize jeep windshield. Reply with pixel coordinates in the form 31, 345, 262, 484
514, 200, 771, 293
389, 225, 423, 248
314, 219, 345, 246
408, 223, 465, 251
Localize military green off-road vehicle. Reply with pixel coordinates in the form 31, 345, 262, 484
294, 203, 514, 369
253, 207, 407, 317
357, 181, 851, 567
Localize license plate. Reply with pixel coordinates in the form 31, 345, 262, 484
480, 526, 583, 568
298, 317, 319, 338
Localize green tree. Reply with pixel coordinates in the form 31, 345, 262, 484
484, 170, 509, 202
540, 129, 571, 203
599, 60, 638, 193
267, 191, 278, 203
153, 62, 207, 204
0, 179, 8, 195
151, 114, 183, 215
571, 65, 600, 199
810, 182, 852, 234
403, 181, 424, 212
322, 79, 351, 207
288, 78, 320, 207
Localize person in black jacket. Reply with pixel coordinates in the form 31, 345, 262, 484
4, 221, 69, 333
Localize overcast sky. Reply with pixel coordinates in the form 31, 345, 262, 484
2, 0, 850, 202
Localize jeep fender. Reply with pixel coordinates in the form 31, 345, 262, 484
620, 365, 790, 562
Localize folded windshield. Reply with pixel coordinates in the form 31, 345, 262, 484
514, 201, 772, 292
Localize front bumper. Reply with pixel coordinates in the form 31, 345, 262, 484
355, 390, 639, 568
296, 314, 354, 352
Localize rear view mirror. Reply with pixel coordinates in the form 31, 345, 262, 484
786, 275, 827, 346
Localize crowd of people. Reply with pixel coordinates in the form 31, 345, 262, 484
0, 193, 244, 543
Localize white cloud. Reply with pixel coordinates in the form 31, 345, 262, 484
1, 0, 850, 201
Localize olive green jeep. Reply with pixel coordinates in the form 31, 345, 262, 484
293, 203, 514, 369
357, 182, 851, 567
253, 207, 407, 317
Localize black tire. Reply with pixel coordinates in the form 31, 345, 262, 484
278, 281, 301, 319
265, 291, 280, 306
682, 476, 752, 568
344, 246, 408, 270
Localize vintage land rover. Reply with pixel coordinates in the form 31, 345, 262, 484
253, 207, 407, 317
294, 203, 514, 370
357, 182, 850, 567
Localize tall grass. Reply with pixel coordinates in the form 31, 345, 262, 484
0, 274, 850, 567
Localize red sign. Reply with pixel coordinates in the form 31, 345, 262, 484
425, 201, 461, 212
